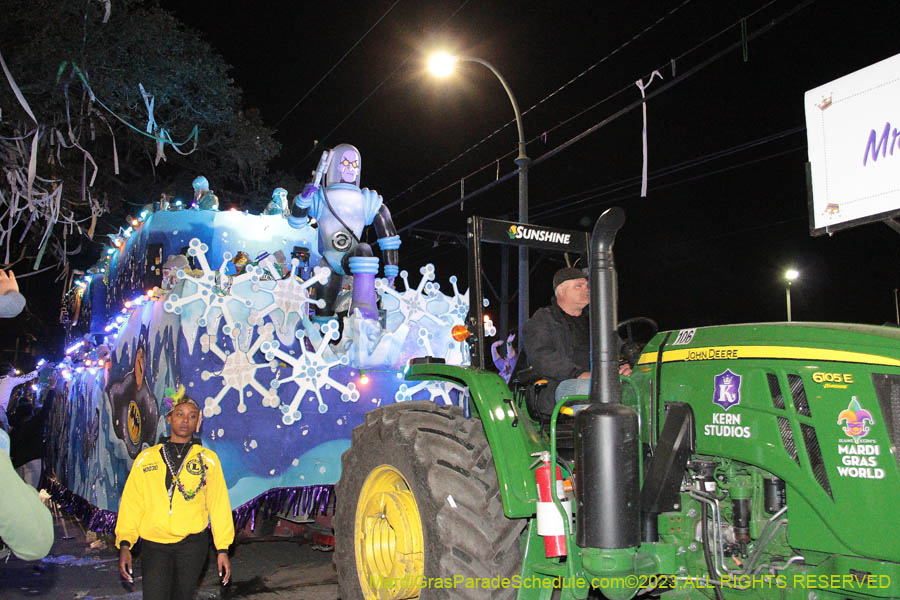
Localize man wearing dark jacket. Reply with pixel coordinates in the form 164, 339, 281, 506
10, 393, 52, 489
521, 267, 630, 417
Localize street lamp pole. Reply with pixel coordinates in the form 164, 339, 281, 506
894, 288, 899, 325
451, 56, 531, 329
784, 269, 799, 322
785, 284, 792, 322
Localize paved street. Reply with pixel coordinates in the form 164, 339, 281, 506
0, 510, 338, 599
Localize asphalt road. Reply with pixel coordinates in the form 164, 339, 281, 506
0, 511, 339, 599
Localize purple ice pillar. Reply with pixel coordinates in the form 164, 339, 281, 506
348, 256, 380, 320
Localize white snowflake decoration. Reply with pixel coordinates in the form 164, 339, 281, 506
248, 261, 329, 340
200, 323, 280, 417
394, 380, 467, 406
376, 265, 446, 329
163, 239, 255, 342
261, 319, 360, 425
442, 275, 470, 325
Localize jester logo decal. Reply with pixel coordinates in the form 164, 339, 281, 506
837, 396, 874, 440
712, 369, 742, 410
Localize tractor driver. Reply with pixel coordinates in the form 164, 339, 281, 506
521, 267, 631, 418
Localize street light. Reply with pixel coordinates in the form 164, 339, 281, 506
784, 269, 799, 322
428, 52, 531, 330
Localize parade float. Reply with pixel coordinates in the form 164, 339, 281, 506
43, 146, 487, 535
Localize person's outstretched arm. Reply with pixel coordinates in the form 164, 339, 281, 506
0, 441, 53, 560
0, 270, 26, 318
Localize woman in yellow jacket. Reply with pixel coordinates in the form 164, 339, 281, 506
116, 387, 233, 600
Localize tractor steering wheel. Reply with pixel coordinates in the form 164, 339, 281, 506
617, 317, 658, 366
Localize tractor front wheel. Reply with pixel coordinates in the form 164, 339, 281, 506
334, 401, 524, 599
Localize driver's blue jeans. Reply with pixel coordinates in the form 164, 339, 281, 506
555, 378, 590, 402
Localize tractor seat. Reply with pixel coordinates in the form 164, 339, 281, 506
510, 367, 577, 460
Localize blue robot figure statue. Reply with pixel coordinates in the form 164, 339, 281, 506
288, 144, 400, 320
192, 176, 220, 211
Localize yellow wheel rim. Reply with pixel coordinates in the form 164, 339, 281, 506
127, 401, 141, 444
355, 465, 424, 599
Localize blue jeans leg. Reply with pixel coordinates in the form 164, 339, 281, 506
555, 379, 590, 403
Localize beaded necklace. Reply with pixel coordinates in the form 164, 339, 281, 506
161, 444, 207, 514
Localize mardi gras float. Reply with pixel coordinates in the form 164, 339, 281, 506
43, 145, 491, 535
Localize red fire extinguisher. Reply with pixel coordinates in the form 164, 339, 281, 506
533, 451, 572, 558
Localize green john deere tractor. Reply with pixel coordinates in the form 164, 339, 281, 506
334, 208, 900, 599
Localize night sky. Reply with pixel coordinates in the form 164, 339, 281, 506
156, 0, 900, 333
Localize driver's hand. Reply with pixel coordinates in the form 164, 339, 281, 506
618, 363, 632, 376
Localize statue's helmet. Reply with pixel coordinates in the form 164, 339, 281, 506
272, 187, 288, 205
192, 176, 210, 192
326, 144, 361, 187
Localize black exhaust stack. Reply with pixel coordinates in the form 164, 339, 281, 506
575, 207, 640, 549
588, 207, 626, 405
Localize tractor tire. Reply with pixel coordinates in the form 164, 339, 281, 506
334, 401, 525, 599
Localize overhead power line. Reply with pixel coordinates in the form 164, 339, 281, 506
539, 145, 807, 220
273, 0, 401, 128
391, 0, 786, 219
530, 125, 806, 215
388, 0, 696, 207
295, 0, 473, 166
397, 0, 818, 234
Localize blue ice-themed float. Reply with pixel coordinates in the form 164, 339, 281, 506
44, 150, 493, 535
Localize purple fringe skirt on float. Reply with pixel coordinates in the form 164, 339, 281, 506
43, 477, 334, 536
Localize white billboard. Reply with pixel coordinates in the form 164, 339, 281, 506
805, 52, 900, 235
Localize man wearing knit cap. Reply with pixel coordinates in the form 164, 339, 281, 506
521, 267, 630, 417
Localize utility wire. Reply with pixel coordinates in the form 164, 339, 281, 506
540, 145, 807, 220
392, 0, 785, 219
273, 0, 402, 128
530, 125, 806, 214
401, 145, 807, 269
392, 77, 639, 219
397, 0, 818, 234
388, 0, 696, 206
295, 0, 472, 166
400, 141, 806, 258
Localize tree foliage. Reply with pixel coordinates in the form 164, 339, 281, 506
0, 0, 280, 275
